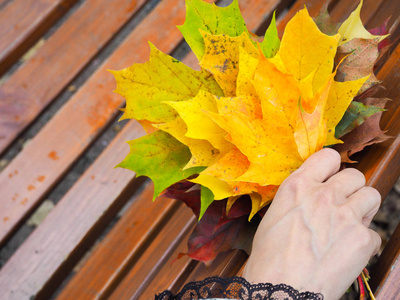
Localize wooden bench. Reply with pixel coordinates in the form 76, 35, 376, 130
0, 0, 399, 299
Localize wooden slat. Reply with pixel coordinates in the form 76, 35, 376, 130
372, 221, 400, 299
55, 183, 179, 299
0, 0, 78, 75
184, 250, 248, 284
0, 0, 10, 8
276, 0, 385, 37
357, 41, 400, 294
0, 0, 192, 247
277, 0, 329, 36
0, 121, 147, 299
139, 241, 198, 299
108, 205, 196, 300
0, 0, 149, 154
358, 41, 400, 199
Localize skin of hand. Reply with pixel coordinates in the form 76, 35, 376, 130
242, 148, 382, 300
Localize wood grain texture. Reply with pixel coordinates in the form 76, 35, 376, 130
0, 0, 78, 75
184, 250, 248, 284
357, 41, 400, 296
0, 121, 147, 299
372, 221, 400, 299
55, 183, 179, 300
0, 0, 149, 154
108, 205, 196, 300
139, 242, 198, 298
358, 41, 400, 199
0, 0, 191, 247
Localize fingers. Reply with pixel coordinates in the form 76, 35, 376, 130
298, 148, 341, 183
347, 186, 381, 227
325, 168, 366, 198
367, 229, 382, 256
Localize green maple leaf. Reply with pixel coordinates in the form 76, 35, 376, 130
178, 0, 248, 61
335, 101, 385, 138
117, 130, 205, 199
260, 11, 280, 58
199, 185, 214, 220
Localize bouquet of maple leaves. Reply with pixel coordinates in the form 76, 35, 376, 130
112, 0, 391, 271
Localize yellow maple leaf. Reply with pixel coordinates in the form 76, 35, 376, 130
111, 43, 223, 123
199, 31, 258, 96
279, 8, 340, 92
338, 0, 388, 45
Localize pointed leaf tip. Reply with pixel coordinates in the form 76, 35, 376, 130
260, 11, 280, 58
199, 185, 214, 220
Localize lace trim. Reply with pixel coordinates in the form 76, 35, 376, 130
155, 276, 324, 299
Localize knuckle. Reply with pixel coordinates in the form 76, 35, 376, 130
336, 206, 356, 222
283, 172, 307, 192
315, 186, 335, 204
355, 227, 374, 248
371, 230, 383, 249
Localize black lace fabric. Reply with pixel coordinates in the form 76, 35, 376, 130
155, 276, 324, 299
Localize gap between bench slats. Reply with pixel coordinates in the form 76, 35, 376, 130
108, 205, 196, 300
139, 243, 198, 299
372, 217, 400, 299
0, 120, 146, 299
356, 42, 400, 295
0, 0, 79, 76
359, 42, 400, 197
0, 0, 198, 248
0, 0, 150, 155
55, 182, 180, 299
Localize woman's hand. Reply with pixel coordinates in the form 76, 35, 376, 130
243, 148, 381, 300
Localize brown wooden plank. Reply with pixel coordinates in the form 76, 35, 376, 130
0, 0, 78, 75
277, 0, 330, 36
0, 0, 10, 8
0, 120, 149, 299
358, 40, 400, 293
55, 183, 179, 300
0, 0, 193, 248
372, 221, 400, 298
184, 250, 248, 284
108, 205, 196, 300
140, 241, 198, 298
357, 42, 400, 199
0, 0, 149, 155
276, 0, 385, 37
